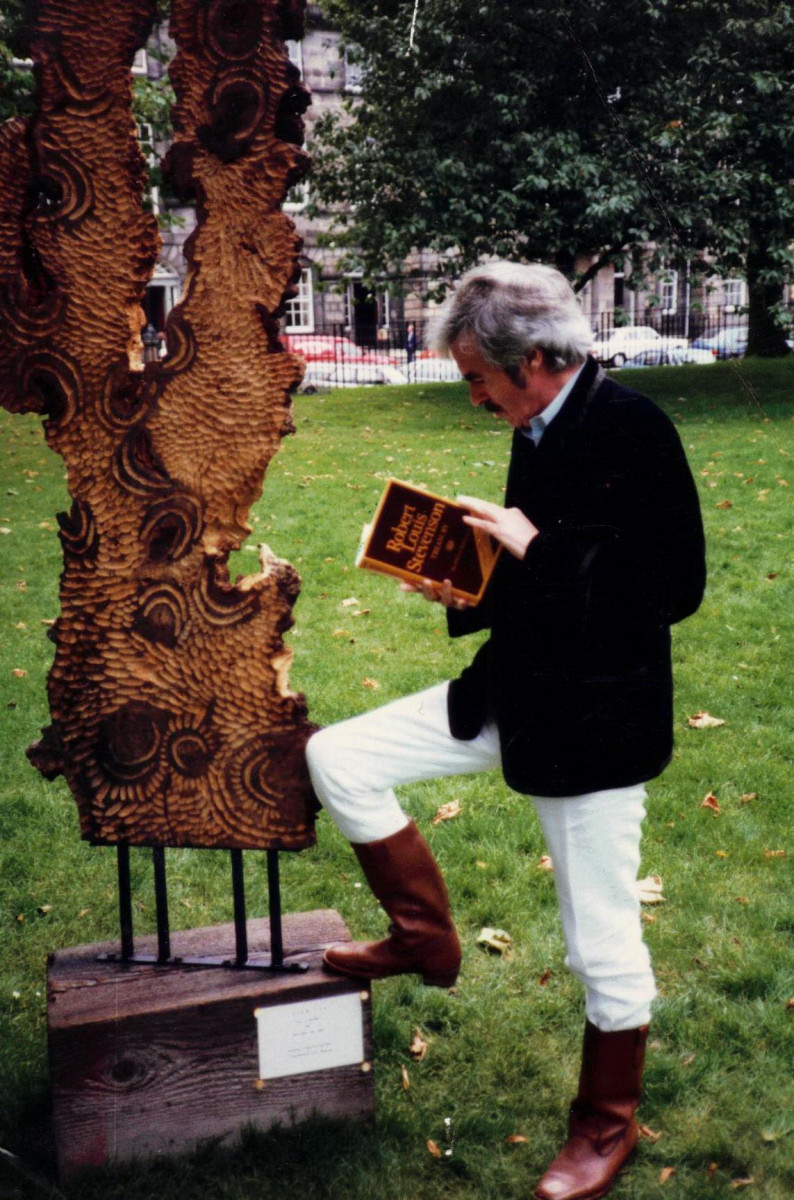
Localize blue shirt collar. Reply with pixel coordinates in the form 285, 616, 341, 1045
522, 364, 584, 446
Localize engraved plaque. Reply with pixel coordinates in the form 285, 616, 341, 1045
255, 992, 365, 1081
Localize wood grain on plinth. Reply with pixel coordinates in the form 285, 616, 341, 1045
48, 911, 374, 1179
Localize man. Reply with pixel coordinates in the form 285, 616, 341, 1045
306, 262, 706, 1200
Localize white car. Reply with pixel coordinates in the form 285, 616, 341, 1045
404, 356, 462, 382
619, 346, 717, 368
591, 325, 688, 367
298, 362, 408, 392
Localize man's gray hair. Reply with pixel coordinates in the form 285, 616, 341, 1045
433, 261, 593, 374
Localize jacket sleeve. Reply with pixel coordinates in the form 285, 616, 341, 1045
520, 407, 706, 638
446, 590, 492, 638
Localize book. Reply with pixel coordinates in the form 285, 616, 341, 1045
355, 478, 502, 604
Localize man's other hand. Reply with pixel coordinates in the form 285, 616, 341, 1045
399, 578, 471, 610
457, 495, 538, 559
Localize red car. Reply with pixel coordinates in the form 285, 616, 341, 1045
282, 333, 399, 367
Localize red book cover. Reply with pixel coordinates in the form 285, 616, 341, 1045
356, 478, 501, 604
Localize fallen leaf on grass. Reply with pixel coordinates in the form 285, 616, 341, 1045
432, 799, 462, 825
505, 1134, 529, 1145
637, 875, 665, 904
639, 1125, 662, 1142
0, 526, 11, 535
706, 1162, 719, 1178
701, 792, 721, 813
681, 1053, 697, 1066
11, 669, 27, 678
352, 609, 370, 617
764, 849, 786, 859
786, 998, 794, 1011
659, 1167, 676, 1183
735, 896, 750, 904
409, 1030, 428, 1061
715, 850, 729, 858
538, 968, 552, 986
731, 1179, 755, 1189
340, 597, 360, 608
715, 499, 733, 509
741, 793, 757, 803
361, 678, 380, 690
687, 711, 726, 729
427, 1139, 441, 1158
332, 629, 351, 638
401, 1065, 410, 1091
537, 854, 554, 872
476, 927, 512, 955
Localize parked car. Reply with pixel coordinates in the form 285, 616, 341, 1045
618, 346, 717, 368
283, 333, 400, 367
405, 355, 462, 382
691, 327, 748, 359
591, 325, 688, 367
297, 362, 408, 392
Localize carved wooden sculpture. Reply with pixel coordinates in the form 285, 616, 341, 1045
0, 0, 316, 850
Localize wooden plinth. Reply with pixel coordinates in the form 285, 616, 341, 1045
47, 910, 374, 1180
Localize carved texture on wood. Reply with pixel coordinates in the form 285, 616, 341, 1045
0, 0, 317, 849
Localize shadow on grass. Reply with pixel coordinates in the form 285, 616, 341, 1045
1, 1114, 431, 1200
1, 1100, 489, 1200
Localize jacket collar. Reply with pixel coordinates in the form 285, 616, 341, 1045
520, 354, 605, 453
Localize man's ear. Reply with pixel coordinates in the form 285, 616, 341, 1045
523, 348, 545, 374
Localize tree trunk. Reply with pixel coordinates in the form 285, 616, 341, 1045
745, 225, 790, 357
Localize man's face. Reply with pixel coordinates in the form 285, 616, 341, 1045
450, 338, 550, 428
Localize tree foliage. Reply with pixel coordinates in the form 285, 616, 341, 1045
310, 0, 794, 352
0, 0, 35, 123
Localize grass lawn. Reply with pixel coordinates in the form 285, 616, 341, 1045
0, 357, 792, 1199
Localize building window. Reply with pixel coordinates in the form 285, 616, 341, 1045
659, 269, 678, 314
285, 40, 303, 72
284, 268, 314, 331
724, 278, 746, 311
344, 45, 365, 92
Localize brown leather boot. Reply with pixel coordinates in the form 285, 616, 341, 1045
323, 820, 461, 987
534, 1021, 649, 1200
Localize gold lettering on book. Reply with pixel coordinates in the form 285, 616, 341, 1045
386, 504, 416, 553
406, 502, 446, 574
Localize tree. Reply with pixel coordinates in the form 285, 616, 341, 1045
665, 1, 794, 355
0, 0, 35, 123
310, 0, 794, 354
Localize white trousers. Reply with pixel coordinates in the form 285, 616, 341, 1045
306, 682, 656, 1032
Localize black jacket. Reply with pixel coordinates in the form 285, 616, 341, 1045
447, 355, 706, 796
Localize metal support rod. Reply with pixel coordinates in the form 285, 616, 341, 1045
267, 850, 284, 968
230, 849, 248, 968
152, 846, 170, 964
117, 843, 134, 962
